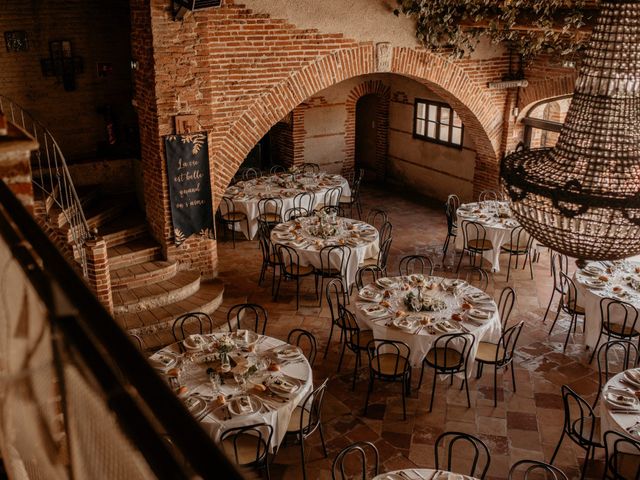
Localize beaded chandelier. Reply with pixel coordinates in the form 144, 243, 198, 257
501, 0, 640, 261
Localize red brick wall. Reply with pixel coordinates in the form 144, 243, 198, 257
130, 0, 579, 271
269, 116, 294, 168
344, 80, 390, 181
0, 0, 136, 162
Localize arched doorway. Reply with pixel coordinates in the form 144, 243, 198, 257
355, 94, 380, 177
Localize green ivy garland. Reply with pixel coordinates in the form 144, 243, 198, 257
394, 0, 589, 65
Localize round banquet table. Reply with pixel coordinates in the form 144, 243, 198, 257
221, 172, 351, 240
148, 331, 313, 452
573, 261, 640, 350
354, 275, 502, 368
373, 468, 478, 480
271, 215, 379, 287
455, 201, 523, 272
599, 367, 640, 445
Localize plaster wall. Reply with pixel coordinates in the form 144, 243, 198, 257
386, 75, 477, 201
291, 73, 476, 200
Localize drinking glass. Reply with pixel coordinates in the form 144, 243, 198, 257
209, 372, 221, 395
220, 353, 231, 373
234, 373, 247, 394
410, 296, 422, 312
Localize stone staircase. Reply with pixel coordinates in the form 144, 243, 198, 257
40, 187, 224, 351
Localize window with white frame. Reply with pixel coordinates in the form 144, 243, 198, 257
414, 99, 464, 148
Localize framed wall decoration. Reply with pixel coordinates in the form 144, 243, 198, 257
4, 31, 28, 52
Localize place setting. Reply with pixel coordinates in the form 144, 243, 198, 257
354, 275, 502, 366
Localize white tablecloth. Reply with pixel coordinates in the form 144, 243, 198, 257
149, 333, 313, 452
455, 201, 522, 272
373, 469, 477, 480
221, 172, 351, 239
574, 261, 640, 349
354, 276, 502, 368
599, 368, 640, 446
271, 216, 379, 287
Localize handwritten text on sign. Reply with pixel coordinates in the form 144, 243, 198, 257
164, 132, 214, 245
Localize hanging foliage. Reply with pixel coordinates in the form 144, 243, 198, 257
393, 0, 590, 64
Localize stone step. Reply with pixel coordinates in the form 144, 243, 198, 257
108, 236, 162, 269
35, 184, 99, 228
100, 212, 149, 248
119, 279, 225, 351
111, 260, 178, 291
60, 198, 132, 243
113, 270, 201, 315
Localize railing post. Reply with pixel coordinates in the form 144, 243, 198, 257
84, 237, 114, 314
0, 122, 37, 212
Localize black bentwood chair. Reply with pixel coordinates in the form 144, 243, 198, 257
589, 296, 640, 364
337, 305, 373, 390
220, 423, 273, 479
287, 328, 318, 366
284, 378, 329, 480
456, 220, 493, 272
398, 254, 434, 277
475, 321, 524, 407
323, 278, 348, 360
218, 196, 249, 248
226, 303, 268, 335
497, 286, 516, 331
603, 430, 640, 480
550, 385, 604, 480
593, 339, 639, 408
508, 460, 568, 480
331, 441, 379, 480
435, 431, 491, 479
418, 332, 475, 412
172, 312, 214, 342
364, 339, 412, 420
366, 208, 388, 232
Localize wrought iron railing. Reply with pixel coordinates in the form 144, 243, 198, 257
0, 179, 244, 480
0, 94, 92, 277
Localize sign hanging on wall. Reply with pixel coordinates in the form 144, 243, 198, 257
164, 132, 215, 245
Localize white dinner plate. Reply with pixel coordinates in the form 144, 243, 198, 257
149, 351, 178, 370
582, 278, 607, 289
359, 288, 382, 303
228, 395, 262, 416
393, 317, 415, 331
624, 370, 640, 387
362, 304, 388, 317
183, 334, 208, 350
184, 395, 207, 417
464, 292, 491, 303
231, 329, 259, 347
605, 388, 639, 408
265, 376, 301, 396
275, 345, 303, 360
467, 308, 491, 321
376, 277, 397, 288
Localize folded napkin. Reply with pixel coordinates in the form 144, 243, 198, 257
468, 308, 490, 318
149, 351, 175, 369
235, 396, 253, 414
271, 377, 296, 393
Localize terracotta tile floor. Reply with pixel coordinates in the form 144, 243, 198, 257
216, 184, 611, 480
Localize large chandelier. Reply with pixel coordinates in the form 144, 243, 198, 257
501, 1, 640, 262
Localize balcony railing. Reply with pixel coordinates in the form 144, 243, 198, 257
0, 179, 244, 479
0, 94, 92, 277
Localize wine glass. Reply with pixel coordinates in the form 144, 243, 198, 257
234, 373, 247, 394
209, 371, 221, 395
220, 354, 231, 373
410, 296, 422, 312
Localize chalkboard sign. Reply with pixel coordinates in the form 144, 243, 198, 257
164, 132, 214, 245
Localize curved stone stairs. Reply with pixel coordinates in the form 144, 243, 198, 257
42, 188, 225, 351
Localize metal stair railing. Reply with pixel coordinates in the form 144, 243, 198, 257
0, 94, 92, 277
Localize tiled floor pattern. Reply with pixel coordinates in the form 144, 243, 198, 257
215, 184, 614, 480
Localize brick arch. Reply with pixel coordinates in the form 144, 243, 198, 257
212, 44, 504, 203
518, 73, 576, 113
343, 80, 391, 181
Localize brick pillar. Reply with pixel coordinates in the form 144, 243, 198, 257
0, 123, 38, 212
85, 237, 113, 314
